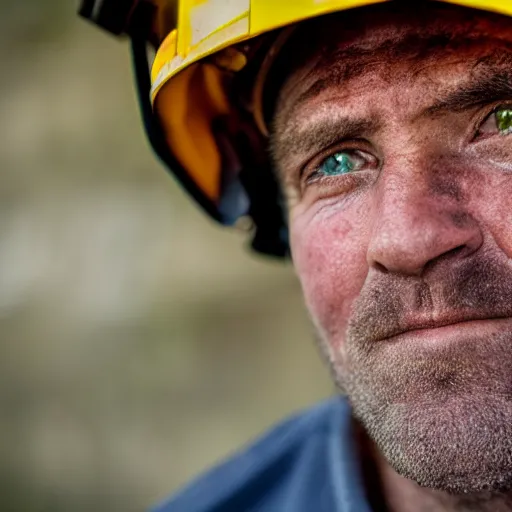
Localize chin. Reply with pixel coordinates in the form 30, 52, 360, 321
352, 389, 512, 495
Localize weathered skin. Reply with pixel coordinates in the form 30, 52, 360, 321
270, 3, 512, 511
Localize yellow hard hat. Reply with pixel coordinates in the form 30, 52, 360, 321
81, 0, 512, 256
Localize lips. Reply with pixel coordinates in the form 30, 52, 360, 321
379, 313, 512, 342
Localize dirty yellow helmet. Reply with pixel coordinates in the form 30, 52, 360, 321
80, 0, 512, 256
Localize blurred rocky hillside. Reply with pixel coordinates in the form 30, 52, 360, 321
0, 1, 332, 511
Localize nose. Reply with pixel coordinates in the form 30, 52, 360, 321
366, 173, 483, 277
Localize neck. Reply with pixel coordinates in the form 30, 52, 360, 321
354, 420, 512, 512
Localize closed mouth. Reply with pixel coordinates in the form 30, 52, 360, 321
381, 315, 512, 342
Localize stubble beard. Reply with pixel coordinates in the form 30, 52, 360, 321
318, 256, 512, 496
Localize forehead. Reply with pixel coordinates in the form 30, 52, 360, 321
271, 3, 512, 139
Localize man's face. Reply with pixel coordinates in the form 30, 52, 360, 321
272, 2, 512, 495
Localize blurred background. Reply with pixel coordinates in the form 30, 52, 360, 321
0, 1, 332, 510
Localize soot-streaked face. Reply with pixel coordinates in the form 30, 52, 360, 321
271, 2, 512, 495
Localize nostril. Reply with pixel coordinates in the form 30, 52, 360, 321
373, 261, 389, 274
445, 245, 467, 259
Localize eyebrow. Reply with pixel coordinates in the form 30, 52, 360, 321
421, 70, 512, 118
279, 116, 380, 156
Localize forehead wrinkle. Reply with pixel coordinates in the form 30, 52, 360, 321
266, 1, 512, 122
293, 33, 512, 113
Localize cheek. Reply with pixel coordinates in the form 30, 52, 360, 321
473, 164, 512, 256
290, 202, 369, 349
467, 141, 512, 254
487, 201, 512, 257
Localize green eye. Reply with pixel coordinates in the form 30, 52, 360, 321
496, 108, 512, 135
318, 152, 356, 176
309, 149, 378, 183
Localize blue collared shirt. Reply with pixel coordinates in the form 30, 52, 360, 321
152, 397, 374, 512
